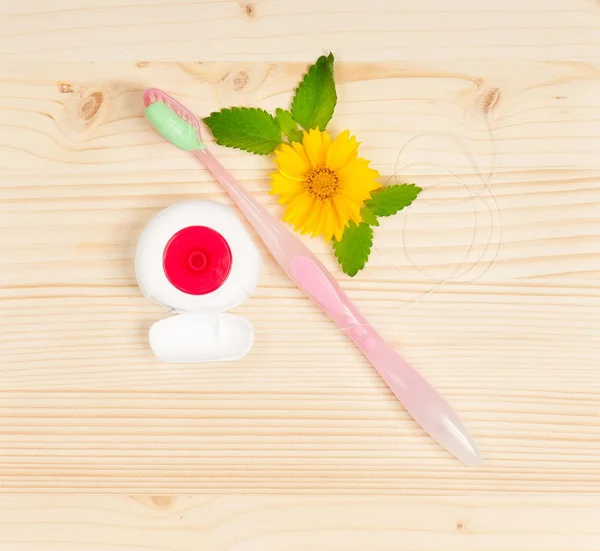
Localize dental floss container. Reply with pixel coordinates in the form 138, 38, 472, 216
135, 200, 261, 362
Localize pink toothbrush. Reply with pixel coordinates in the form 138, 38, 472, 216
143, 88, 482, 466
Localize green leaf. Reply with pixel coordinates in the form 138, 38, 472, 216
360, 207, 379, 227
333, 222, 373, 277
291, 52, 337, 131
275, 108, 304, 143
365, 184, 422, 217
203, 107, 282, 155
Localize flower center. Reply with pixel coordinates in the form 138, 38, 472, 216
305, 166, 340, 200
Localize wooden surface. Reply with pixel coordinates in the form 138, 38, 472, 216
0, 495, 599, 551
1, 0, 600, 548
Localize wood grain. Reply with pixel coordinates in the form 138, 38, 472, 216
0, 495, 599, 551
1, 0, 600, 504
2, 0, 600, 62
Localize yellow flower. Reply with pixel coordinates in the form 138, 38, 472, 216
269, 129, 380, 242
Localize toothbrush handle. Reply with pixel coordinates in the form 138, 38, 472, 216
195, 149, 481, 466
280, 253, 481, 467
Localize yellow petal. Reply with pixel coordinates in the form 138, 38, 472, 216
328, 201, 344, 241
326, 130, 359, 171
322, 132, 333, 157
332, 195, 349, 225
315, 200, 330, 240
334, 195, 361, 225
347, 203, 362, 224
331, 197, 350, 241
291, 194, 317, 229
320, 201, 337, 242
292, 141, 311, 167
338, 157, 380, 185
339, 180, 372, 203
333, 222, 346, 242
269, 172, 305, 203
301, 199, 322, 236
302, 129, 332, 168
338, 158, 381, 205
275, 143, 310, 181
275, 129, 380, 243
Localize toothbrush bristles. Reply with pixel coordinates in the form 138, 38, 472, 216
147, 90, 198, 130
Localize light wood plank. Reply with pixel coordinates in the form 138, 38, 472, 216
0, 59, 599, 493
0, 495, 598, 551
2, 0, 600, 62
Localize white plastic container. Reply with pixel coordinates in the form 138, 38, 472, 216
135, 200, 261, 362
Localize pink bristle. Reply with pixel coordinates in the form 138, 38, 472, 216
145, 88, 200, 133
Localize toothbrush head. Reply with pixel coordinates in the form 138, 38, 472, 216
143, 88, 206, 151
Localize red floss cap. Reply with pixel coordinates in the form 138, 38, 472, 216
163, 226, 233, 295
